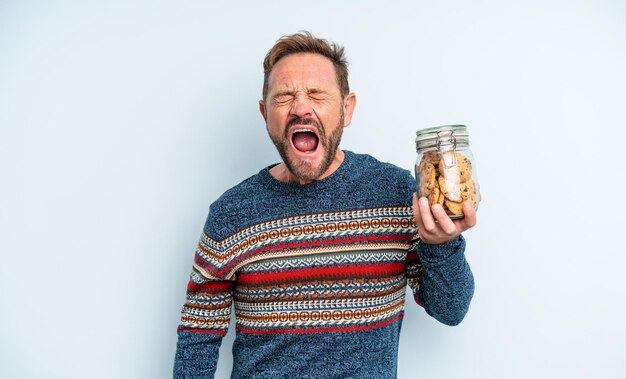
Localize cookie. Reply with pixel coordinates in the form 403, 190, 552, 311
444, 198, 465, 216
438, 152, 472, 183
427, 186, 441, 205
418, 162, 438, 192
444, 191, 477, 216
418, 150, 477, 214
418, 179, 431, 198
418, 154, 430, 173
421, 151, 441, 165
438, 176, 460, 202
437, 189, 446, 205
459, 180, 476, 201
439, 177, 476, 202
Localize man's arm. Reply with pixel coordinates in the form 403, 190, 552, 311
406, 192, 477, 325
173, 271, 233, 378
406, 236, 474, 325
173, 207, 235, 378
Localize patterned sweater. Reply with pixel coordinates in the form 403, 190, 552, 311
173, 151, 474, 379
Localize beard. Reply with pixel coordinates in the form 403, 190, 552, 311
268, 109, 344, 182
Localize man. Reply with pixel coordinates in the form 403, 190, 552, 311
174, 31, 476, 379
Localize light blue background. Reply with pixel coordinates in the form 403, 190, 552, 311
1, 1, 625, 378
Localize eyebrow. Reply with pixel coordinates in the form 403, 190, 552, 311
306, 88, 327, 95
272, 88, 328, 98
272, 90, 295, 98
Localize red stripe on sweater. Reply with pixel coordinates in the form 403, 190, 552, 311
186, 280, 233, 293
236, 262, 405, 285
177, 326, 227, 336
195, 233, 413, 277
250, 233, 413, 253
236, 313, 404, 335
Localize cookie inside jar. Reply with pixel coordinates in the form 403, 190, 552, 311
418, 151, 477, 217
415, 125, 480, 219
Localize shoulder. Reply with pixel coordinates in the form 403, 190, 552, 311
349, 151, 412, 177
203, 173, 265, 240
347, 151, 415, 196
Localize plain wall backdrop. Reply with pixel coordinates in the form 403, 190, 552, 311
1, 1, 625, 378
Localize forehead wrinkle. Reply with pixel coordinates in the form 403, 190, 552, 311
268, 55, 338, 96
272, 75, 325, 91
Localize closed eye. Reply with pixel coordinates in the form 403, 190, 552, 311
272, 95, 294, 105
307, 89, 329, 101
309, 94, 327, 101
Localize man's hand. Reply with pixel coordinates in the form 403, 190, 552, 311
412, 193, 477, 245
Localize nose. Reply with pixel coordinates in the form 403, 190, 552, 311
290, 93, 313, 119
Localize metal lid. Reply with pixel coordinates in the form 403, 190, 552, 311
415, 124, 470, 152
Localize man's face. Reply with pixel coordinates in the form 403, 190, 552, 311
260, 53, 356, 183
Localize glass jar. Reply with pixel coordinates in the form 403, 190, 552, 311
415, 125, 481, 219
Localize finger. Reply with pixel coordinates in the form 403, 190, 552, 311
418, 197, 437, 233
455, 201, 477, 231
431, 203, 456, 234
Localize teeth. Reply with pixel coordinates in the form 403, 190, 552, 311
293, 128, 313, 133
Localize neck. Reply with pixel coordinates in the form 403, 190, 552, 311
270, 149, 345, 185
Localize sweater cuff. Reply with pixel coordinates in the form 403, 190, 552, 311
418, 235, 466, 266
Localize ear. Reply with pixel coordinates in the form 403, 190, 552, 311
259, 100, 267, 122
342, 92, 357, 128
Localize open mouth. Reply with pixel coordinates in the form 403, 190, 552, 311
291, 128, 320, 153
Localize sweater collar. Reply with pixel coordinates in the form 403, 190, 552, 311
258, 150, 355, 194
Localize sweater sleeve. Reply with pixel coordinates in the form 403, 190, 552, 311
173, 215, 235, 378
173, 277, 233, 378
406, 235, 474, 326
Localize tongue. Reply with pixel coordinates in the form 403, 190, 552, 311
293, 132, 318, 152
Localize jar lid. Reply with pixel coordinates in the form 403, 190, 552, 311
415, 124, 470, 152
